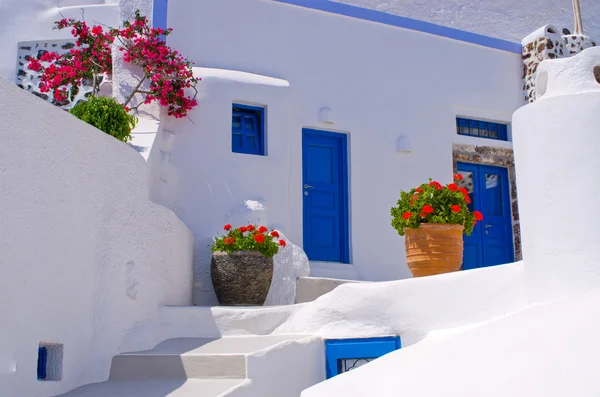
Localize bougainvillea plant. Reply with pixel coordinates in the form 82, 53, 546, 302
212, 224, 287, 258
28, 10, 199, 118
390, 174, 484, 236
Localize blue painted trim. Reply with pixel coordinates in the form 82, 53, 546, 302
325, 336, 401, 379
273, 0, 522, 54
37, 347, 47, 380
232, 103, 266, 156
302, 128, 350, 263
153, 0, 169, 41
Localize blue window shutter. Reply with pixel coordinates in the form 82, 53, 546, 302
232, 104, 265, 155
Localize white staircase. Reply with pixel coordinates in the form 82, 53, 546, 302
59, 335, 317, 397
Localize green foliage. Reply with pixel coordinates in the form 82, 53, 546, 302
211, 224, 286, 258
390, 175, 483, 237
70, 96, 137, 142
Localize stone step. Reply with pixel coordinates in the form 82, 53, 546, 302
295, 277, 367, 303
110, 335, 306, 380
58, 378, 247, 397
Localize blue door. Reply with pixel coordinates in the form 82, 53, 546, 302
302, 129, 349, 263
457, 163, 514, 270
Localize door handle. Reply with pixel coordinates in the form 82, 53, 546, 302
304, 184, 315, 189
484, 224, 493, 228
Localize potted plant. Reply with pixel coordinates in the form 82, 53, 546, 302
390, 174, 483, 277
211, 224, 287, 306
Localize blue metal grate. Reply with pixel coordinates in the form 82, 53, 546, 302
232, 104, 265, 155
456, 117, 508, 141
324, 336, 401, 379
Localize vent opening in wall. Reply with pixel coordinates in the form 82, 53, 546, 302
537, 71, 549, 98
594, 66, 600, 84
37, 343, 63, 381
325, 336, 401, 379
547, 26, 557, 34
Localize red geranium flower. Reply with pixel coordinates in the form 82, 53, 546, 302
420, 213, 427, 218
448, 183, 458, 192
454, 174, 463, 181
224, 224, 232, 231
464, 195, 472, 204
223, 237, 235, 246
416, 187, 424, 194
450, 204, 461, 213
279, 239, 287, 247
238, 226, 247, 233
270, 230, 280, 238
429, 181, 443, 190
474, 211, 483, 221
254, 234, 265, 243
247, 225, 255, 231
258, 226, 268, 233
402, 211, 413, 220
422, 204, 434, 214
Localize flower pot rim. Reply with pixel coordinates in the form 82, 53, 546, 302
212, 250, 268, 257
404, 223, 465, 231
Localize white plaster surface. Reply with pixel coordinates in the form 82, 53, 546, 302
157, 0, 523, 304
513, 47, 600, 303
151, 262, 526, 347
0, 77, 194, 397
265, 232, 311, 306
301, 287, 600, 397
336, 0, 600, 43
533, 46, 600, 100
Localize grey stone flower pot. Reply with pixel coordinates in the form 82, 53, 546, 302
211, 250, 274, 306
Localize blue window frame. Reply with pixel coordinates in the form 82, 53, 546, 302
324, 336, 401, 379
153, 0, 168, 38
232, 104, 265, 155
456, 117, 508, 141
37, 346, 47, 380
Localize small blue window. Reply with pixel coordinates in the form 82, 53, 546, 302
456, 117, 508, 141
232, 104, 265, 155
37, 347, 47, 380
324, 336, 401, 379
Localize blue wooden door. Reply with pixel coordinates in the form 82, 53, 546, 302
457, 163, 514, 270
302, 129, 349, 263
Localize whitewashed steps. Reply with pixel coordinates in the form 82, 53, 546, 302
58, 379, 246, 397
58, 335, 307, 397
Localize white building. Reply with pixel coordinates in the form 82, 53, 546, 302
150, 0, 526, 305
2, 0, 600, 396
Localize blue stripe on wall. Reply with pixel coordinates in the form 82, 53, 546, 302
273, 0, 522, 54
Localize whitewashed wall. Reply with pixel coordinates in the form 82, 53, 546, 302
513, 47, 600, 303
0, 77, 194, 397
155, 0, 524, 304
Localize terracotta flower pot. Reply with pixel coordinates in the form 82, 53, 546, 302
210, 250, 274, 306
404, 223, 464, 277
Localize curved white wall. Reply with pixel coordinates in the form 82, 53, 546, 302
0, 77, 193, 397
513, 47, 600, 303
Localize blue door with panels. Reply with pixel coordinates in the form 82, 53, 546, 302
457, 162, 514, 270
302, 129, 349, 263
